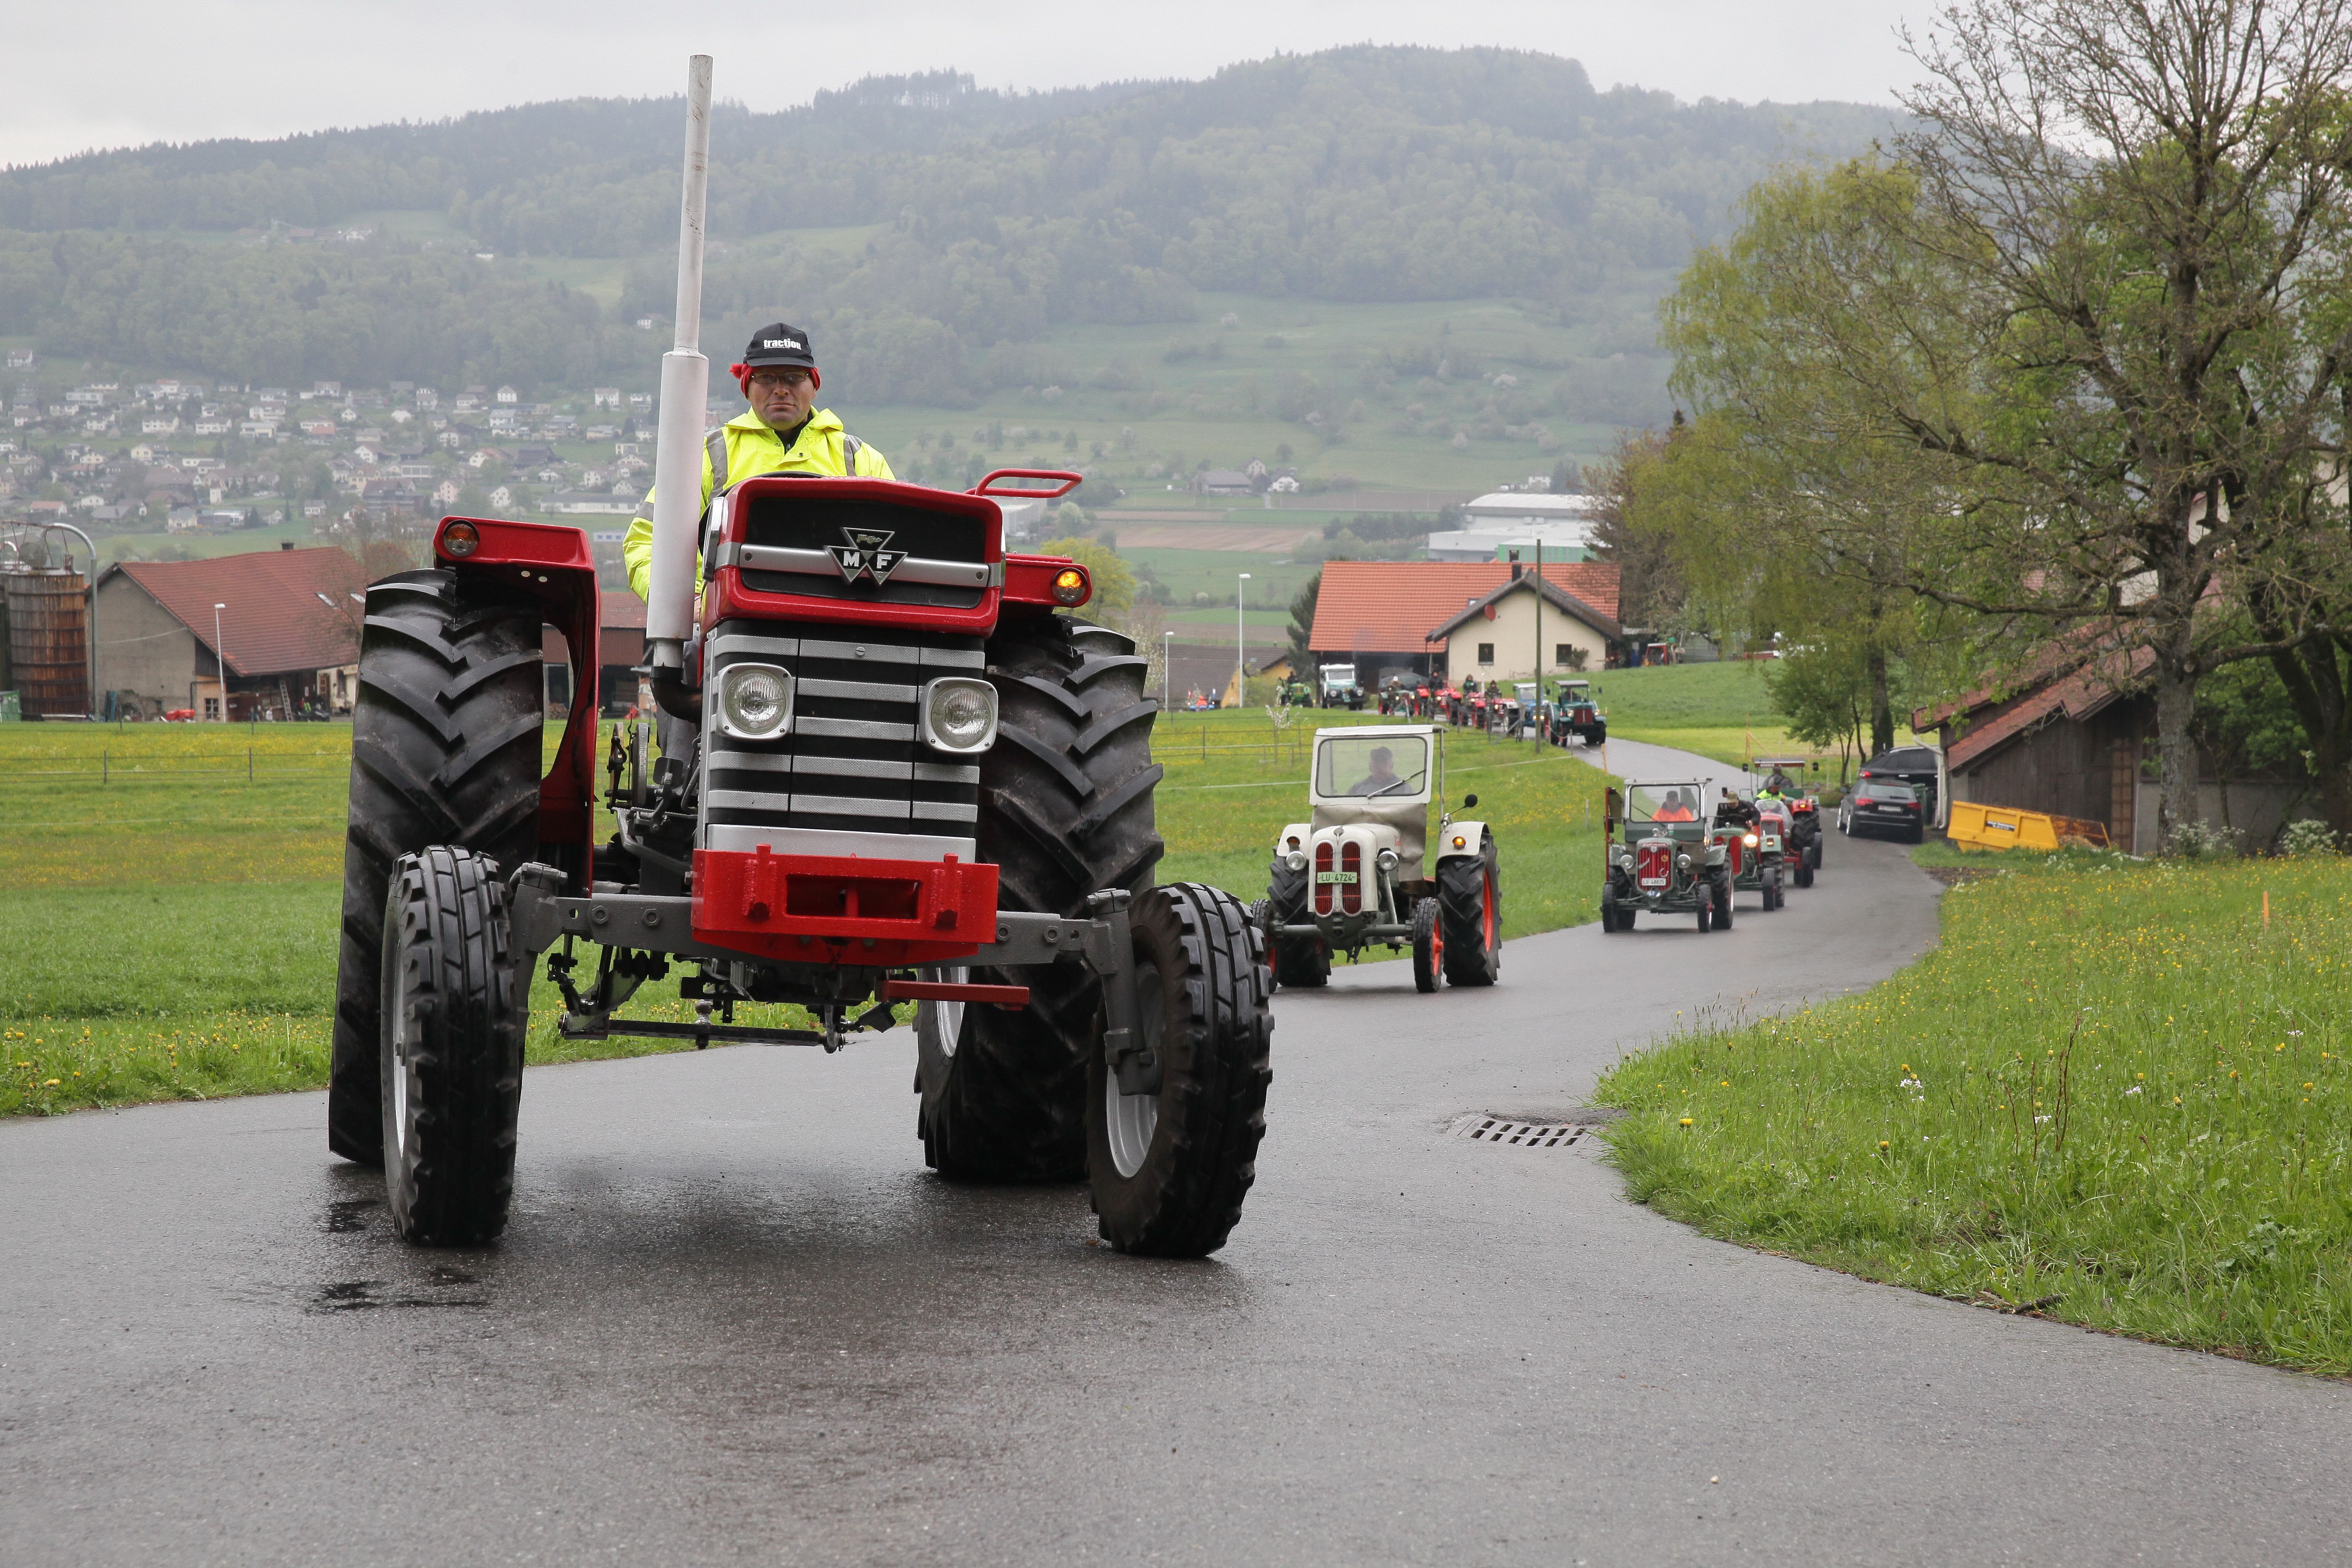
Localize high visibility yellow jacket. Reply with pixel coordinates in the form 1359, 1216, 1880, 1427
622, 406, 893, 602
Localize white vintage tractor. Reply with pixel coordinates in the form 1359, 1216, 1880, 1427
1254, 725, 1501, 993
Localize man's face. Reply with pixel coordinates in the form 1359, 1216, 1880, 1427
747, 367, 816, 432
1368, 748, 1395, 778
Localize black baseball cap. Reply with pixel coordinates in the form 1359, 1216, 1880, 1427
741, 323, 816, 369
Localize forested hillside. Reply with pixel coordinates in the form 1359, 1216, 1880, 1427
0, 49, 1891, 403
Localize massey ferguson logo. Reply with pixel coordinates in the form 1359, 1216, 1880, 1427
828, 527, 905, 585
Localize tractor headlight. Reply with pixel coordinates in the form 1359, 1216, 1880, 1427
1676, 853, 1693, 871
1742, 832, 1759, 847
1763, 834, 1780, 850
1377, 847, 1400, 873
920, 677, 998, 753
714, 662, 793, 741
1285, 850, 1308, 872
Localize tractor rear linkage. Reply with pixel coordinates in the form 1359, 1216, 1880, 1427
507, 866, 1158, 1091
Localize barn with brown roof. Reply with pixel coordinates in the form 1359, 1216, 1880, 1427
1308, 559, 1623, 686
95, 545, 367, 719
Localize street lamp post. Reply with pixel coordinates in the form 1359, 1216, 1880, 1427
1235, 572, 1251, 708
212, 602, 229, 722
1162, 629, 1175, 710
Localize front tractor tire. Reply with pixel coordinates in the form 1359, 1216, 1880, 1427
1411, 897, 1442, 991
1086, 882, 1273, 1256
1264, 855, 1330, 989
381, 847, 526, 1245
918, 618, 1165, 1182
330, 570, 544, 1166
1437, 836, 1501, 987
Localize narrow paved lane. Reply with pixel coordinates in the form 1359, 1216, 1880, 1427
5, 757, 2345, 1565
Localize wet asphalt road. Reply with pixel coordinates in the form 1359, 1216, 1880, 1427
7, 787, 2350, 1565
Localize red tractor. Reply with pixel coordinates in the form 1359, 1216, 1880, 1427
324, 57, 1269, 1259
327, 484, 1270, 1257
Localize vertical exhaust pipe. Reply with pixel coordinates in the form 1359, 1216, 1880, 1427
643, 53, 714, 680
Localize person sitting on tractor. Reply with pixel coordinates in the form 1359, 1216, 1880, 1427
1755, 778, 1788, 811
1764, 767, 1796, 798
1653, 788, 1697, 822
1714, 787, 1758, 828
622, 321, 896, 601
1347, 745, 1421, 797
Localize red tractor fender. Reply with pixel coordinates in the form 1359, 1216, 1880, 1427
433, 515, 602, 889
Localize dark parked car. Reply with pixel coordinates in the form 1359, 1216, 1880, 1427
1860, 745, 1943, 825
1839, 779, 1927, 842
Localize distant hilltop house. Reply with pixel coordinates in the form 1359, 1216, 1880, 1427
1308, 559, 1624, 688
95, 545, 367, 720
495, 386, 519, 405
543, 491, 638, 516
1427, 492, 1607, 562
1193, 469, 1254, 498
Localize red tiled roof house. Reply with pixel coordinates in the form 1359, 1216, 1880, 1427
1307, 560, 1623, 684
95, 545, 367, 719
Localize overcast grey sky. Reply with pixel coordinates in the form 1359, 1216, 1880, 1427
1, 0, 1926, 168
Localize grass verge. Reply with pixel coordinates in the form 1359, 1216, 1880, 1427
1591, 848, 2352, 1376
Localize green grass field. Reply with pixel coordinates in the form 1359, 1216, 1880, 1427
1589, 660, 1920, 776
2, 706, 1606, 1118
1592, 846, 2352, 1375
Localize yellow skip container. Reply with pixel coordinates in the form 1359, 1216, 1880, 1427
1946, 800, 2110, 852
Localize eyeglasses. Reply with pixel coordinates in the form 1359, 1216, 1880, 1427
747, 369, 810, 390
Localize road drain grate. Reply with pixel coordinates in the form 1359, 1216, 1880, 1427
1451, 1114, 1591, 1148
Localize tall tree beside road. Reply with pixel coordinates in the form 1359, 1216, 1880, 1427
1588, 426, 1689, 634
1285, 571, 1322, 678
1660, 0, 2352, 841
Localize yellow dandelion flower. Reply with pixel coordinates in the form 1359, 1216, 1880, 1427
1679, 1117, 1693, 1127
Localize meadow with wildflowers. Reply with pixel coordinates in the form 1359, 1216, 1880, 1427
1594, 849, 2352, 1374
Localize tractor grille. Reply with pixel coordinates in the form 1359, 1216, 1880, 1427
1635, 841, 1672, 888
735, 494, 989, 610
699, 618, 984, 856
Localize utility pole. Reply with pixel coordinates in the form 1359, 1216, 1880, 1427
1533, 537, 1542, 744
212, 602, 229, 721
1235, 572, 1251, 708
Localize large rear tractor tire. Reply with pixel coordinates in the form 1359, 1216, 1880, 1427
381, 847, 526, 1245
1087, 882, 1273, 1256
1437, 836, 1501, 987
918, 617, 1164, 1182
1264, 856, 1330, 988
330, 570, 544, 1166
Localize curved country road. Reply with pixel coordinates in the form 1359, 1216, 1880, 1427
4, 744, 2345, 1565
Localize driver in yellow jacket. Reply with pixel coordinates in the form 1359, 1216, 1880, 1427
621, 320, 894, 602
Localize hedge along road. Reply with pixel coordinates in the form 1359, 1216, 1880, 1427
4, 748, 2346, 1565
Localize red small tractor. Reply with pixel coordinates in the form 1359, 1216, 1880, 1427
324, 57, 1270, 1258
1598, 780, 1738, 933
